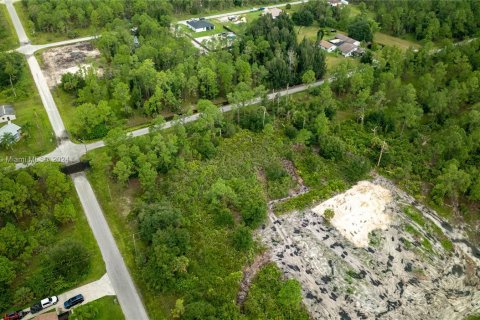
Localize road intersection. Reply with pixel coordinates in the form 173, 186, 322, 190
3, 1, 149, 319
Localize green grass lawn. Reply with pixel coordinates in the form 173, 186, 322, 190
0, 60, 56, 159
182, 19, 227, 38
13, 2, 98, 44
71, 296, 124, 320
374, 32, 421, 50
0, 4, 18, 51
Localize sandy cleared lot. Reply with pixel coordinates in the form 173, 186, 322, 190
40, 42, 101, 88
312, 181, 393, 247
260, 177, 480, 319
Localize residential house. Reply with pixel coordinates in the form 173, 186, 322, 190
186, 20, 215, 32
319, 40, 337, 53
335, 34, 360, 46
0, 121, 21, 142
337, 42, 358, 57
328, 0, 349, 6
0, 104, 16, 123
263, 7, 283, 19
329, 34, 362, 56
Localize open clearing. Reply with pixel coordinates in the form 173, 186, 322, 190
260, 176, 480, 319
40, 42, 101, 88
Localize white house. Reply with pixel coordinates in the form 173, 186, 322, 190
328, 0, 349, 6
0, 121, 21, 143
319, 40, 337, 53
186, 20, 215, 32
335, 34, 360, 46
263, 7, 283, 19
0, 105, 16, 123
338, 42, 358, 57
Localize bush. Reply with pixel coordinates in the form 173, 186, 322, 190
324, 208, 335, 222
232, 226, 253, 251
318, 135, 346, 160
265, 162, 287, 181
42, 239, 90, 280
60, 72, 85, 94
292, 9, 314, 26
341, 154, 371, 182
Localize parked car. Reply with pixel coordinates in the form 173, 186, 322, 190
30, 296, 58, 314
2, 311, 29, 320
63, 294, 85, 309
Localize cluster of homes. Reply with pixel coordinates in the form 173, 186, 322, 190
319, 34, 364, 57
186, 7, 285, 33
0, 104, 21, 144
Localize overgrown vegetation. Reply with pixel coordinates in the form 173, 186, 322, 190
0, 162, 104, 312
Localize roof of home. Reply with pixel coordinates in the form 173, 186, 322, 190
336, 34, 358, 44
0, 105, 15, 116
0, 122, 21, 136
187, 20, 215, 29
338, 42, 357, 54
320, 40, 335, 49
265, 7, 283, 17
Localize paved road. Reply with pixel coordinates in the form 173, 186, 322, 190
16, 36, 98, 55
23, 274, 115, 320
27, 55, 68, 138
13, 77, 330, 170
177, 0, 310, 24
4, 0, 28, 44
72, 172, 149, 320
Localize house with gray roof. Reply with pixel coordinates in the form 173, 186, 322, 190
187, 19, 215, 32
0, 105, 16, 123
0, 122, 21, 143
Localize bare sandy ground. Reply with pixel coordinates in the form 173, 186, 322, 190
40, 42, 101, 88
312, 181, 393, 247
260, 177, 480, 319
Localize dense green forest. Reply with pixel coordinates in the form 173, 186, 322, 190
58, 11, 325, 140
360, 0, 480, 41
0, 163, 103, 312
88, 98, 330, 318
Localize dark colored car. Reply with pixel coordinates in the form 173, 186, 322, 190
3, 311, 28, 320
63, 294, 85, 309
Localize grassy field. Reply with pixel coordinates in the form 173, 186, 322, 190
72, 296, 124, 320
374, 32, 421, 50
13, 2, 98, 44
0, 4, 18, 51
0, 60, 56, 159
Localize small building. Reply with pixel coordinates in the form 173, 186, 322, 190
319, 40, 337, 52
338, 42, 358, 57
0, 104, 16, 123
335, 34, 360, 46
187, 20, 215, 32
0, 121, 21, 142
263, 7, 283, 19
328, 0, 349, 6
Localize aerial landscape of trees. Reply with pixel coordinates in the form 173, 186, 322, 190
3, 0, 480, 318
0, 163, 102, 311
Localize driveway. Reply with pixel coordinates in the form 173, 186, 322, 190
23, 274, 115, 320
71, 172, 149, 320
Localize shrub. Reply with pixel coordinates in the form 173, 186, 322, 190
324, 208, 335, 222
